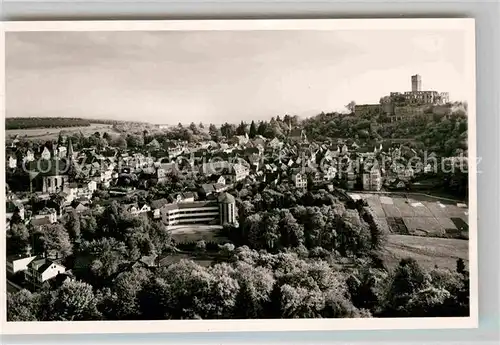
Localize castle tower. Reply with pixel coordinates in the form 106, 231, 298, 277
411, 74, 422, 92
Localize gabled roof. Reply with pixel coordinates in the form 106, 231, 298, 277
150, 198, 169, 209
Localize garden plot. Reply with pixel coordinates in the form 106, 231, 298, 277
381, 203, 402, 217
392, 198, 416, 217
365, 198, 386, 218
424, 201, 449, 218
403, 217, 446, 237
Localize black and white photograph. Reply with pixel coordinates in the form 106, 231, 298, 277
1, 19, 477, 333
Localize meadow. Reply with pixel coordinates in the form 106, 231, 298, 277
383, 234, 469, 271
6, 123, 116, 141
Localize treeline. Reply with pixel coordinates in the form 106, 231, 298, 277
6, 117, 92, 130
302, 109, 468, 157
7, 191, 469, 321
7, 250, 470, 321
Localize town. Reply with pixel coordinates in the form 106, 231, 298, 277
6, 74, 470, 321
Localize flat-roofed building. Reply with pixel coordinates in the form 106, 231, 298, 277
159, 193, 237, 228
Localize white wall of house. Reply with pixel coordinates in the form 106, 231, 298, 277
41, 263, 66, 282
7, 256, 36, 274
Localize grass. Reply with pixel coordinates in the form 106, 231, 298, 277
383, 234, 469, 271
169, 225, 229, 244
6, 123, 116, 141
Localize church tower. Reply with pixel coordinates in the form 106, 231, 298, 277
67, 138, 74, 160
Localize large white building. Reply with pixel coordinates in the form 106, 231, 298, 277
159, 193, 237, 228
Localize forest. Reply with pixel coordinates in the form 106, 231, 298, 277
6, 117, 92, 130
7, 185, 469, 321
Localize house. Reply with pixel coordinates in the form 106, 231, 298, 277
423, 163, 434, 174
24, 149, 35, 163
323, 166, 337, 181
167, 146, 184, 159
6, 254, 37, 275
6, 199, 25, 220
137, 202, 151, 214
346, 164, 357, 190
72, 202, 89, 214
25, 258, 66, 286
58, 146, 67, 159
362, 165, 382, 191
124, 203, 140, 215
26, 159, 69, 194
341, 144, 349, 154
169, 192, 196, 204
41, 147, 51, 160
291, 172, 307, 189
32, 207, 58, 224
7, 155, 17, 169
216, 175, 226, 185
268, 138, 283, 150
64, 182, 79, 202
223, 163, 250, 184
155, 163, 178, 183
150, 198, 169, 219
234, 134, 249, 146
82, 180, 97, 196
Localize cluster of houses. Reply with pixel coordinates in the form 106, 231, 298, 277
6, 127, 447, 290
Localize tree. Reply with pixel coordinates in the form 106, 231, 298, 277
138, 277, 172, 320
278, 210, 304, 248
65, 209, 81, 241
111, 266, 152, 319
345, 101, 356, 114
456, 258, 466, 275
236, 121, 248, 136
155, 260, 214, 319
7, 289, 40, 321
233, 262, 275, 318
126, 134, 144, 148
257, 121, 268, 136
383, 258, 430, 316
209, 124, 221, 140
189, 122, 200, 135
80, 213, 98, 240
405, 287, 452, 317
114, 136, 127, 150
218, 243, 235, 259
45, 280, 100, 321
195, 240, 207, 254
7, 223, 30, 255
37, 224, 73, 259
80, 237, 128, 285
249, 121, 257, 138
206, 263, 241, 318
221, 123, 236, 139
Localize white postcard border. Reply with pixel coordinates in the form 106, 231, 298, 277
0, 18, 478, 335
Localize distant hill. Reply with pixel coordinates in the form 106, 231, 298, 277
5, 117, 148, 130
6, 117, 92, 130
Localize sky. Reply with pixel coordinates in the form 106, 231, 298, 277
6, 29, 468, 124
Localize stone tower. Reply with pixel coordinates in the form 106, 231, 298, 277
411, 74, 422, 92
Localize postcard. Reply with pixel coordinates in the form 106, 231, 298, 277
1, 18, 477, 334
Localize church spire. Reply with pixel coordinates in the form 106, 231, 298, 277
68, 138, 74, 159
